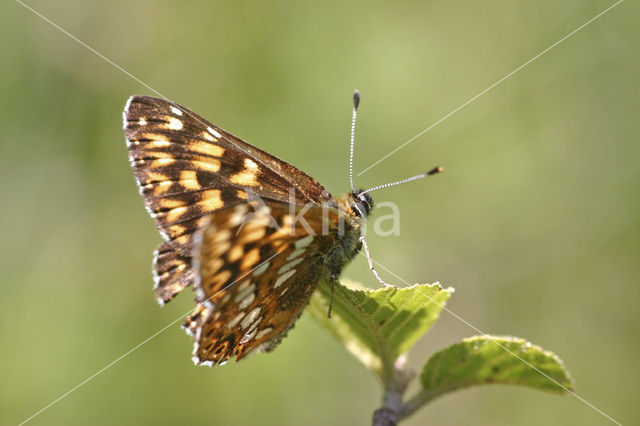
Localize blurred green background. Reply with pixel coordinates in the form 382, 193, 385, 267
1, 0, 637, 425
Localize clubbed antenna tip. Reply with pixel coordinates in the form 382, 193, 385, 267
427, 166, 444, 175
361, 165, 443, 195
349, 90, 361, 192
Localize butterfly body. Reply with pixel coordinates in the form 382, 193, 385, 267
124, 96, 374, 365
322, 191, 372, 280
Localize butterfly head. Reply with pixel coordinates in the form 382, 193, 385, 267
348, 190, 374, 218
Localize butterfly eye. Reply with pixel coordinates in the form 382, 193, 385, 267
351, 191, 373, 217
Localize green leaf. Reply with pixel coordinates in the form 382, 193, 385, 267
418, 335, 574, 401
308, 280, 454, 378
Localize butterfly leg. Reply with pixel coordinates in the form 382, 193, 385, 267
359, 236, 393, 287
327, 281, 335, 318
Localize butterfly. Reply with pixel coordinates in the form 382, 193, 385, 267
123, 93, 440, 366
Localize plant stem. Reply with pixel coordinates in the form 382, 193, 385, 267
373, 406, 399, 426
373, 356, 414, 426
398, 390, 436, 420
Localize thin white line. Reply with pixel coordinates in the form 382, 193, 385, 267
15, 0, 269, 170
18, 249, 285, 425
14, 0, 164, 98
362, 253, 623, 425
17, 319, 180, 426
356, 0, 624, 177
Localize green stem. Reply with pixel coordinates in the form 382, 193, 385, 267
398, 389, 437, 420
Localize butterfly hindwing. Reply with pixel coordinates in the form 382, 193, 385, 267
123, 96, 333, 303
152, 241, 196, 304
187, 199, 343, 365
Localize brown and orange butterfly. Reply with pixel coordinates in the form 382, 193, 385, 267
123, 94, 440, 366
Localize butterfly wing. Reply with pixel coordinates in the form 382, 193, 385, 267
185, 199, 342, 365
123, 96, 333, 303
151, 240, 195, 304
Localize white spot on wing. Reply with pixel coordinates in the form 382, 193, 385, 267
168, 117, 183, 130
241, 306, 261, 330
278, 258, 303, 275
150, 139, 171, 148
252, 261, 271, 276
238, 292, 255, 310
246, 316, 262, 334
154, 158, 175, 166
240, 328, 257, 344
286, 247, 306, 261
255, 327, 273, 340
244, 158, 258, 170
207, 126, 222, 139
234, 283, 256, 303
295, 235, 314, 249
237, 279, 251, 290
227, 311, 245, 329
170, 106, 183, 116
274, 269, 296, 288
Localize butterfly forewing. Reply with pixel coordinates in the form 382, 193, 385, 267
123, 96, 334, 303
188, 199, 341, 365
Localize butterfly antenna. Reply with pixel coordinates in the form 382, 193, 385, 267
361, 166, 443, 195
349, 90, 360, 193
